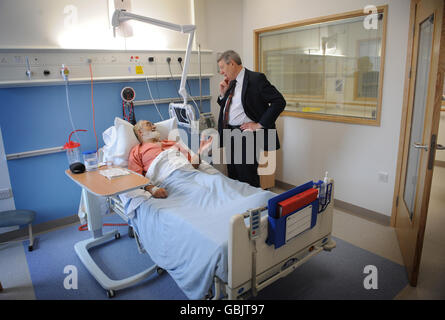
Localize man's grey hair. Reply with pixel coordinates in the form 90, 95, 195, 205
217, 50, 242, 65
133, 120, 148, 143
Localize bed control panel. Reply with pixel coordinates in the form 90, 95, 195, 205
249, 209, 261, 240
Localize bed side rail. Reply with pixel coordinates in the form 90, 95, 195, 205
108, 196, 128, 222
108, 195, 147, 254
227, 179, 335, 299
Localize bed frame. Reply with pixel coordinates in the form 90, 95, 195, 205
224, 182, 335, 300
108, 179, 336, 300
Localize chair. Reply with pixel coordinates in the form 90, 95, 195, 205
0, 210, 36, 251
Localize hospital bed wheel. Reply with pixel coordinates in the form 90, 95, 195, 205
128, 226, 134, 238
107, 290, 115, 298
115, 232, 121, 240
204, 289, 214, 300
156, 267, 165, 275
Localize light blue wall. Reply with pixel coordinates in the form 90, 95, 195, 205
0, 78, 210, 224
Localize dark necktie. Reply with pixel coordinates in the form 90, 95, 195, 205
223, 80, 237, 129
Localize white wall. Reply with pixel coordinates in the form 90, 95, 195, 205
242, 0, 411, 216
194, 0, 244, 124
0, 0, 194, 50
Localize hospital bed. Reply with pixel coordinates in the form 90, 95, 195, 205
76, 117, 336, 300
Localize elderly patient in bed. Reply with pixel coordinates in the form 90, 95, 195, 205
128, 120, 212, 199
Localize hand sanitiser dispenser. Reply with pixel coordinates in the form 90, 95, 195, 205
64, 129, 87, 174
320, 171, 329, 202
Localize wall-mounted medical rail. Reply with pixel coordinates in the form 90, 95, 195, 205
133, 95, 211, 107
6, 146, 64, 160
0, 74, 213, 89
5, 94, 212, 160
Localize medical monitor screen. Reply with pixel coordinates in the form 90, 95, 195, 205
174, 107, 190, 125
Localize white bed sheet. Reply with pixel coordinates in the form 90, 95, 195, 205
120, 153, 276, 299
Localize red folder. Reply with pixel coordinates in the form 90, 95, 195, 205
277, 188, 318, 217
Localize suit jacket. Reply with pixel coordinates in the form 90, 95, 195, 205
217, 68, 286, 150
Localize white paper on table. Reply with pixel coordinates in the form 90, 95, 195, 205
99, 168, 131, 180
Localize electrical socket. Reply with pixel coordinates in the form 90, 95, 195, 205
378, 171, 389, 183
148, 57, 154, 62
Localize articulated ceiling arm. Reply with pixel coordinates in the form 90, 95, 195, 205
112, 9, 196, 104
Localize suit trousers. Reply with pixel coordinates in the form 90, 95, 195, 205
225, 126, 260, 188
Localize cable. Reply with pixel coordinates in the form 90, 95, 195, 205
178, 59, 201, 116
154, 60, 161, 101
187, 91, 200, 118
89, 63, 99, 152
64, 80, 81, 143
122, 101, 135, 124
78, 222, 128, 232
167, 60, 181, 98
145, 76, 164, 121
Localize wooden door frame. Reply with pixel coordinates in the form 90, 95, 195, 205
391, 0, 445, 227
391, 0, 445, 285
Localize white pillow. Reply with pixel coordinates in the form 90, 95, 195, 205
154, 117, 178, 140
102, 117, 178, 167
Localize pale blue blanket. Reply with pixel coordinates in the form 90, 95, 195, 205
130, 169, 276, 299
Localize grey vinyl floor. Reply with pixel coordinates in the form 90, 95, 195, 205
1, 166, 444, 300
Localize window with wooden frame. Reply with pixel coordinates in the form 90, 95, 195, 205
255, 6, 387, 125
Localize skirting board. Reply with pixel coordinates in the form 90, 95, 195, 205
0, 214, 79, 243
275, 180, 390, 226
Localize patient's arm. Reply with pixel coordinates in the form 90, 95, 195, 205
199, 136, 213, 153
170, 136, 213, 169
144, 185, 168, 198
191, 154, 201, 169
128, 145, 144, 175
186, 137, 214, 169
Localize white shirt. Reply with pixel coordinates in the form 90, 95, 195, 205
224, 68, 253, 126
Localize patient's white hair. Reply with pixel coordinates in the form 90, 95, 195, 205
133, 120, 147, 143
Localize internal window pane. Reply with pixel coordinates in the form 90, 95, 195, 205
257, 9, 386, 124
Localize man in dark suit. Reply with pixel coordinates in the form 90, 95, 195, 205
216, 50, 286, 187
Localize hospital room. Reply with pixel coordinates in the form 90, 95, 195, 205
1, 0, 445, 306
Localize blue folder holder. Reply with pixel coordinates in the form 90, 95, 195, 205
266, 181, 319, 249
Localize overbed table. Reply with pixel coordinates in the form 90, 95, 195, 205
65, 166, 155, 298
